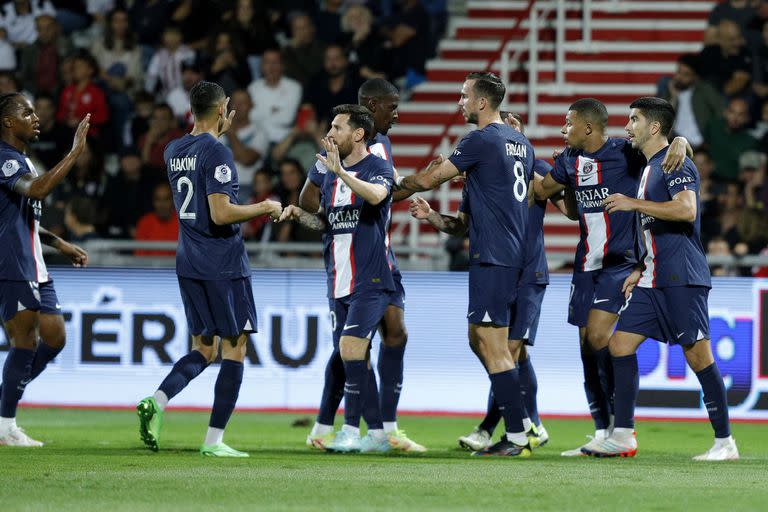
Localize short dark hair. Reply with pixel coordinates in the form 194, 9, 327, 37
189, 81, 226, 118
358, 78, 399, 104
466, 72, 505, 110
568, 98, 608, 129
0, 92, 24, 123
629, 96, 675, 137
67, 197, 96, 225
153, 102, 174, 117
332, 104, 374, 141
677, 53, 701, 76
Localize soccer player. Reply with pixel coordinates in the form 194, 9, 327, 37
456, 113, 570, 451
0, 93, 90, 447
533, 98, 689, 456
281, 104, 396, 453
136, 81, 282, 457
300, 79, 425, 453
398, 73, 535, 457
581, 97, 738, 460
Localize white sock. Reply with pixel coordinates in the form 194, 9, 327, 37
714, 435, 734, 447
522, 417, 532, 432
595, 428, 608, 440
506, 431, 528, 446
310, 423, 334, 437
153, 390, 169, 411
0, 416, 16, 431
204, 427, 224, 446
368, 428, 386, 440
383, 421, 398, 434
613, 427, 634, 442
341, 424, 360, 437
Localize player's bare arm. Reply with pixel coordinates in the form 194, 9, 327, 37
560, 187, 579, 220
409, 196, 468, 235
621, 266, 643, 298
208, 193, 283, 225
534, 172, 566, 201
318, 137, 388, 205
12, 114, 90, 200
39, 226, 88, 267
660, 136, 691, 172
278, 205, 326, 231
398, 155, 461, 194
298, 179, 321, 213
603, 189, 696, 222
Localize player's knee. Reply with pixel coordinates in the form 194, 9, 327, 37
383, 328, 407, 348
507, 339, 523, 360
585, 328, 610, 350
683, 341, 714, 372
339, 337, 368, 361
194, 337, 219, 363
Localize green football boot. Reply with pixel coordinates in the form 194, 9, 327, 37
136, 396, 163, 452
200, 442, 250, 457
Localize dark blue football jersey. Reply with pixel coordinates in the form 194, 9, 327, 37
551, 137, 646, 272
636, 146, 711, 289
0, 141, 48, 282
449, 122, 534, 268
164, 133, 250, 280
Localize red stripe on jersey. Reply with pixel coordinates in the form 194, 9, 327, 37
330, 176, 339, 206
596, 161, 603, 184
349, 239, 356, 294
650, 232, 658, 288
331, 238, 338, 295
602, 210, 610, 262
581, 213, 589, 272
29, 225, 38, 280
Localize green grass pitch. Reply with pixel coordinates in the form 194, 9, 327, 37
2, 409, 767, 511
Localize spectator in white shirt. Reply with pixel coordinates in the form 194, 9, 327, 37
246, 48, 302, 144
221, 88, 269, 201
166, 57, 203, 126
1, 0, 55, 47
144, 24, 194, 98
0, 27, 16, 70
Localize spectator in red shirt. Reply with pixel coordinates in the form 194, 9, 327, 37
243, 169, 279, 241
134, 183, 179, 256
139, 103, 185, 173
57, 50, 109, 139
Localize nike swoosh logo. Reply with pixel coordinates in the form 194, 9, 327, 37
593, 299, 610, 304
55, 304, 61, 309
343, 324, 359, 329
677, 332, 685, 339
468, 311, 474, 316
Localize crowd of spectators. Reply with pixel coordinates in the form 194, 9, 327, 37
655, 0, 768, 275
1, 0, 444, 252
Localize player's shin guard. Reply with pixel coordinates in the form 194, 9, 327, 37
612, 354, 639, 429
581, 348, 610, 430
158, 351, 209, 401
317, 350, 345, 426
595, 347, 616, 417
342, 360, 368, 428
478, 389, 502, 435
362, 367, 383, 430
208, 360, 244, 429
695, 363, 731, 438
377, 344, 405, 422
518, 357, 541, 426
0, 348, 34, 418
488, 369, 526, 444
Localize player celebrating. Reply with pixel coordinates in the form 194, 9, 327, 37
534, 98, 689, 456
581, 97, 738, 460
282, 104, 396, 453
399, 73, 535, 457
0, 94, 89, 447
136, 81, 282, 457
301, 79, 425, 453
456, 113, 570, 451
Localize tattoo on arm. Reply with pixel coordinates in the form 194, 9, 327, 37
38, 227, 62, 248
427, 211, 468, 235
294, 210, 326, 231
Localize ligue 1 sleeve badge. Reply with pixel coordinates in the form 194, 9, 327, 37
215, 164, 232, 184
2, 159, 20, 177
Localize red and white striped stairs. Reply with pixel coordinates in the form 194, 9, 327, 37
389, 0, 714, 263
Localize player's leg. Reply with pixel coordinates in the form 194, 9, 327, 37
585, 308, 619, 427
28, 281, 66, 385
518, 345, 548, 447
360, 353, 389, 453
0, 281, 44, 447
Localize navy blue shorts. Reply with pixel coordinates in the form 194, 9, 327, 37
468, 264, 522, 327
389, 276, 405, 310
39, 280, 62, 315
330, 289, 391, 343
0, 280, 40, 322
568, 263, 634, 327
616, 285, 710, 346
177, 276, 258, 338
509, 284, 546, 346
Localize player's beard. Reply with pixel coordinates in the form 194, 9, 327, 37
465, 111, 478, 124
337, 138, 353, 160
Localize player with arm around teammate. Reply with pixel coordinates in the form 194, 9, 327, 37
581, 97, 738, 460
0, 93, 90, 447
136, 81, 282, 457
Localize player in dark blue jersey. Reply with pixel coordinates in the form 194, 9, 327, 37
456, 113, 570, 452
534, 98, 690, 456
298, 79, 425, 453
136, 81, 282, 457
399, 73, 535, 457
0, 93, 90, 447
281, 104, 396, 453
581, 97, 738, 460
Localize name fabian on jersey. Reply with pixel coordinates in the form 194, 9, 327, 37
575, 187, 609, 208
328, 209, 360, 230
506, 143, 527, 158
169, 156, 197, 173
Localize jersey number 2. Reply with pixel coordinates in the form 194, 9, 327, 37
513, 161, 528, 202
178, 177, 196, 220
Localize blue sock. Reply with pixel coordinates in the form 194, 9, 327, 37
1, 348, 35, 418
581, 348, 609, 430
377, 344, 405, 422
342, 360, 367, 428
30, 343, 63, 381
362, 367, 383, 430
519, 357, 540, 426
208, 359, 244, 429
695, 363, 731, 438
595, 347, 616, 417
158, 351, 209, 401
316, 349, 345, 425
488, 369, 525, 436
612, 354, 639, 429
478, 388, 501, 435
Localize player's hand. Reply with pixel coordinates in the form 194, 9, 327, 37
278, 204, 301, 222
317, 137, 342, 175
622, 269, 642, 298
218, 97, 236, 137
451, 173, 466, 184
603, 193, 636, 214
552, 148, 562, 160
409, 196, 431, 219
58, 240, 88, 267
503, 113, 522, 132
263, 199, 282, 220
70, 114, 91, 155
662, 137, 687, 172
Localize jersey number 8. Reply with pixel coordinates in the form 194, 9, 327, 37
513, 161, 527, 202
177, 176, 196, 220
